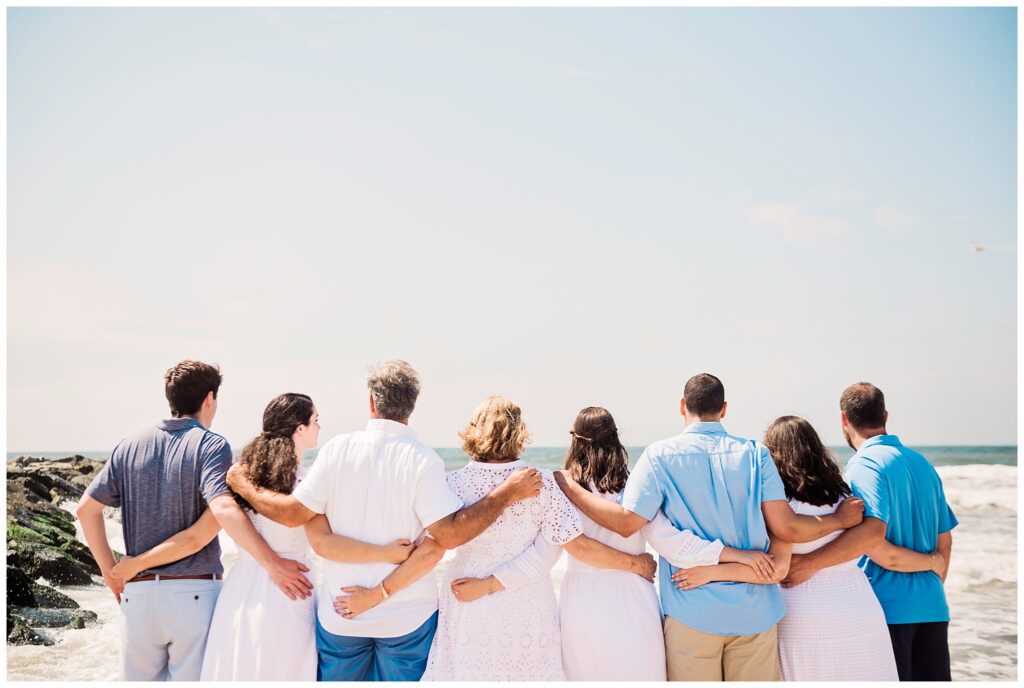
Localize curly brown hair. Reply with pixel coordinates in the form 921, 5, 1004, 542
459, 396, 532, 462
763, 415, 851, 507
563, 407, 630, 494
233, 393, 315, 511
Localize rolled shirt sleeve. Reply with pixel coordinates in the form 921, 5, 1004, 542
620, 451, 663, 521
846, 458, 891, 524
758, 444, 788, 503
413, 456, 464, 529
641, 510, 724, 568
198, 437, 234, 505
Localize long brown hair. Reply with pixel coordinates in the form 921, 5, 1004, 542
763, 415, 850, 507
233, 393, 315, 511
563, 407, 630, 494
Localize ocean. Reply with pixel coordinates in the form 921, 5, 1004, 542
6, 446, 1017, 681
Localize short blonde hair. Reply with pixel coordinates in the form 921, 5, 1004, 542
459, 396, 532, 462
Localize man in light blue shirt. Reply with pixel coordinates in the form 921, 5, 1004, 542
556, 374, 863, 681
781, 382, 957, 681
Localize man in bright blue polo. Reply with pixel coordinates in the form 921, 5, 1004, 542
554, 373, 864, 681
781, 382, 957, 681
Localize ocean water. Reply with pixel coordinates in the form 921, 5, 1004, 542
6, 446, 1017, 681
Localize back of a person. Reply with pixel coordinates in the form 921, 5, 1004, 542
566, 488, 645, 573
314, 423, 446, 636
115, 419, 227, 576
849, 438, 951, 622
639, 422, 784, 636
446, 461, 555, 578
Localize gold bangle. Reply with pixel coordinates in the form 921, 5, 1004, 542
488, 577, 495, 595
379, 582, 390, 600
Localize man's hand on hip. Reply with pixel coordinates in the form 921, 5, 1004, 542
268, 555, 313, 600
780, 553, 818, 588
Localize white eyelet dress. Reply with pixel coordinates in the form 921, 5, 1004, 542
199, 467, 317, 681
421, 460, 583, 681
778, 499, 899, 681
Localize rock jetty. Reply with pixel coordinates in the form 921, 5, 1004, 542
7, 456, 111, 645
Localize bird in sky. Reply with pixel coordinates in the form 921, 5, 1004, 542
971, 241, 985, 253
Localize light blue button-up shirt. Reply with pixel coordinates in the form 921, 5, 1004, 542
621, 421, 788, 636
846, 435, 958, 624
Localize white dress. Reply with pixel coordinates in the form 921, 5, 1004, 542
422, 460, 584, 681
559, 488, 665, 681
199, 470, 317, 681
778, 499, 899, 681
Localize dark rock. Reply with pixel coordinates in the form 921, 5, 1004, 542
30, 582, 79, 609
7, 456, 107, 644
8, 606, 97, 629
7, 540, 95, 586
7, 566, 37, 607
8, 620, 53, 646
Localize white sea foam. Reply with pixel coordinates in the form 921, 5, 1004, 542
8, 465, 1017, 681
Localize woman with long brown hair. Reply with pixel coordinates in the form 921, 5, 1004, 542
556, 407, 779, 680
764, 415, 943, 681
112, 393, 413, 681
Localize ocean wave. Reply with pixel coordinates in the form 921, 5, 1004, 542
937, 464, 1017, 513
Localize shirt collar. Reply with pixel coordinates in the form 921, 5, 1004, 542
158, 418, 203, 432
682, 421, 727, 435
859, 434, 902, 450
365, 418, 416, 438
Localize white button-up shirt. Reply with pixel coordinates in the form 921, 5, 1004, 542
292, 418, 463, 638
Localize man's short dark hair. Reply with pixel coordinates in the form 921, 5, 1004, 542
840, 382, 887, 430
165, 360, 222, 416
683, 373, 725, 417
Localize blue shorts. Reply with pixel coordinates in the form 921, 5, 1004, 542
316, 611, 438, 682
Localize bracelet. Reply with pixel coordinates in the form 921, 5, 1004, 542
629, 555, 638, 572
487, 577, 495, 595
379, 582, 390, 600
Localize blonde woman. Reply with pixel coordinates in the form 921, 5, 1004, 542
421, 397, 656, 681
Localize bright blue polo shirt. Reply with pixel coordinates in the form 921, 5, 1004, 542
845, 435, 958, 625
621, 422, 788, 636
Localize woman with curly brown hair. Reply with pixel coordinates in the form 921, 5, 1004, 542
113, 393, 413, 681
421, 396, 657, 681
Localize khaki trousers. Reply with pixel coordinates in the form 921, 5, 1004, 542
664, 616, 781, 682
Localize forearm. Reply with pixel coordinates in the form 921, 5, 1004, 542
312, 533, 393, 563
380, 538, 445, 595
696, 563, 771, 584
936, 532, 952, 583
804, 521, 884, 571
492, 535, 562, 590
233, 481, 313, 528
79, 511, 117, 573
209, 497, 279, 569
558, 479, 638, 536
868, 540, 939, 573
563, 534, 637, 572
429, 491, 513, 550
782, 512, 845, 543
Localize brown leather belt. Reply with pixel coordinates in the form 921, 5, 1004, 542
127, 573, 222, 583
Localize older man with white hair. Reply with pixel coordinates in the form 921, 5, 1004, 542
228, 360, 542, 681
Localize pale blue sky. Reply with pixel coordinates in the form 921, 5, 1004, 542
7, 7, 1017, 451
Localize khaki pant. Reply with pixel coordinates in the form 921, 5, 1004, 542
664, 615, 780, 681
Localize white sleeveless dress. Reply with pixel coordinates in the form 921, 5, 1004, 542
559, 489, 666, 681
778, 499, 899, 681
422, 460, 583, 681
199, 470, 317, 681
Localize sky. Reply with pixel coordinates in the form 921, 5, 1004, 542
7, 7, 1017, 452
